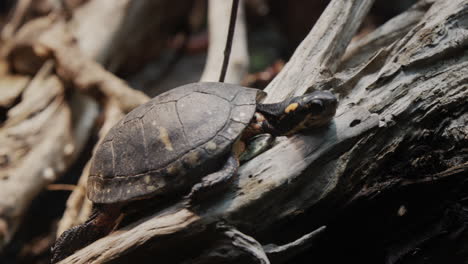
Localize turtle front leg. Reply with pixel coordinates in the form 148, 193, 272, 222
188, 154, 239, 203
51, 205, 120, 263
239, 133, 274, 162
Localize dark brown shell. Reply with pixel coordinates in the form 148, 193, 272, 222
88, 82, 264, 204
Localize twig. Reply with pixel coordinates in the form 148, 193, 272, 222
264, 226, 326, 263
218, 0, 240, 82
200, 0, 248, 83
1, 0, 33, 39
47, 184, 77, 191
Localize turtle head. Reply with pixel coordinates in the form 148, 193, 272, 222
276, 90, 338, 136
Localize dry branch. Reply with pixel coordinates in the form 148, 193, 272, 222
1, 0, 33, 39
0, 61, 97, 249
0, 73, 29, 107
4, 15, 150, 112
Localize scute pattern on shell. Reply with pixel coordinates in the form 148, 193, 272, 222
88, 82, 262, 204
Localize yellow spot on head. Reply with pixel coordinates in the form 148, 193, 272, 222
158, 127, 174, 151
285, 103, 299, 114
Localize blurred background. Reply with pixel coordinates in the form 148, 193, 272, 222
0, 0, 417, 263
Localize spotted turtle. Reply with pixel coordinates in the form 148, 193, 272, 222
51, 82, 337, 262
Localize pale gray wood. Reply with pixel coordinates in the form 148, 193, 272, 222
341, 0, 435, 69
263, 0, 375, 103
264, 226, 326, 263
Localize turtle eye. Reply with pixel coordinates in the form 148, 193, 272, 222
309, 99, 324, 114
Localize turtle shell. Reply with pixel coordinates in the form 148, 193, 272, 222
88, 82, 265, 204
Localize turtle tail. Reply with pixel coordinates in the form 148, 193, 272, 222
51, 205, 120, 263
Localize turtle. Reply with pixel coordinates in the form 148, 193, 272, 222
51, 82, 338, 262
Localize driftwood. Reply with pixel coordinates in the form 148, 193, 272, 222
57, 0, 468, 263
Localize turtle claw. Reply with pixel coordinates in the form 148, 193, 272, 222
187, 155, 239, 206
185, 184, 204, 206
187, 181, 220, 206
